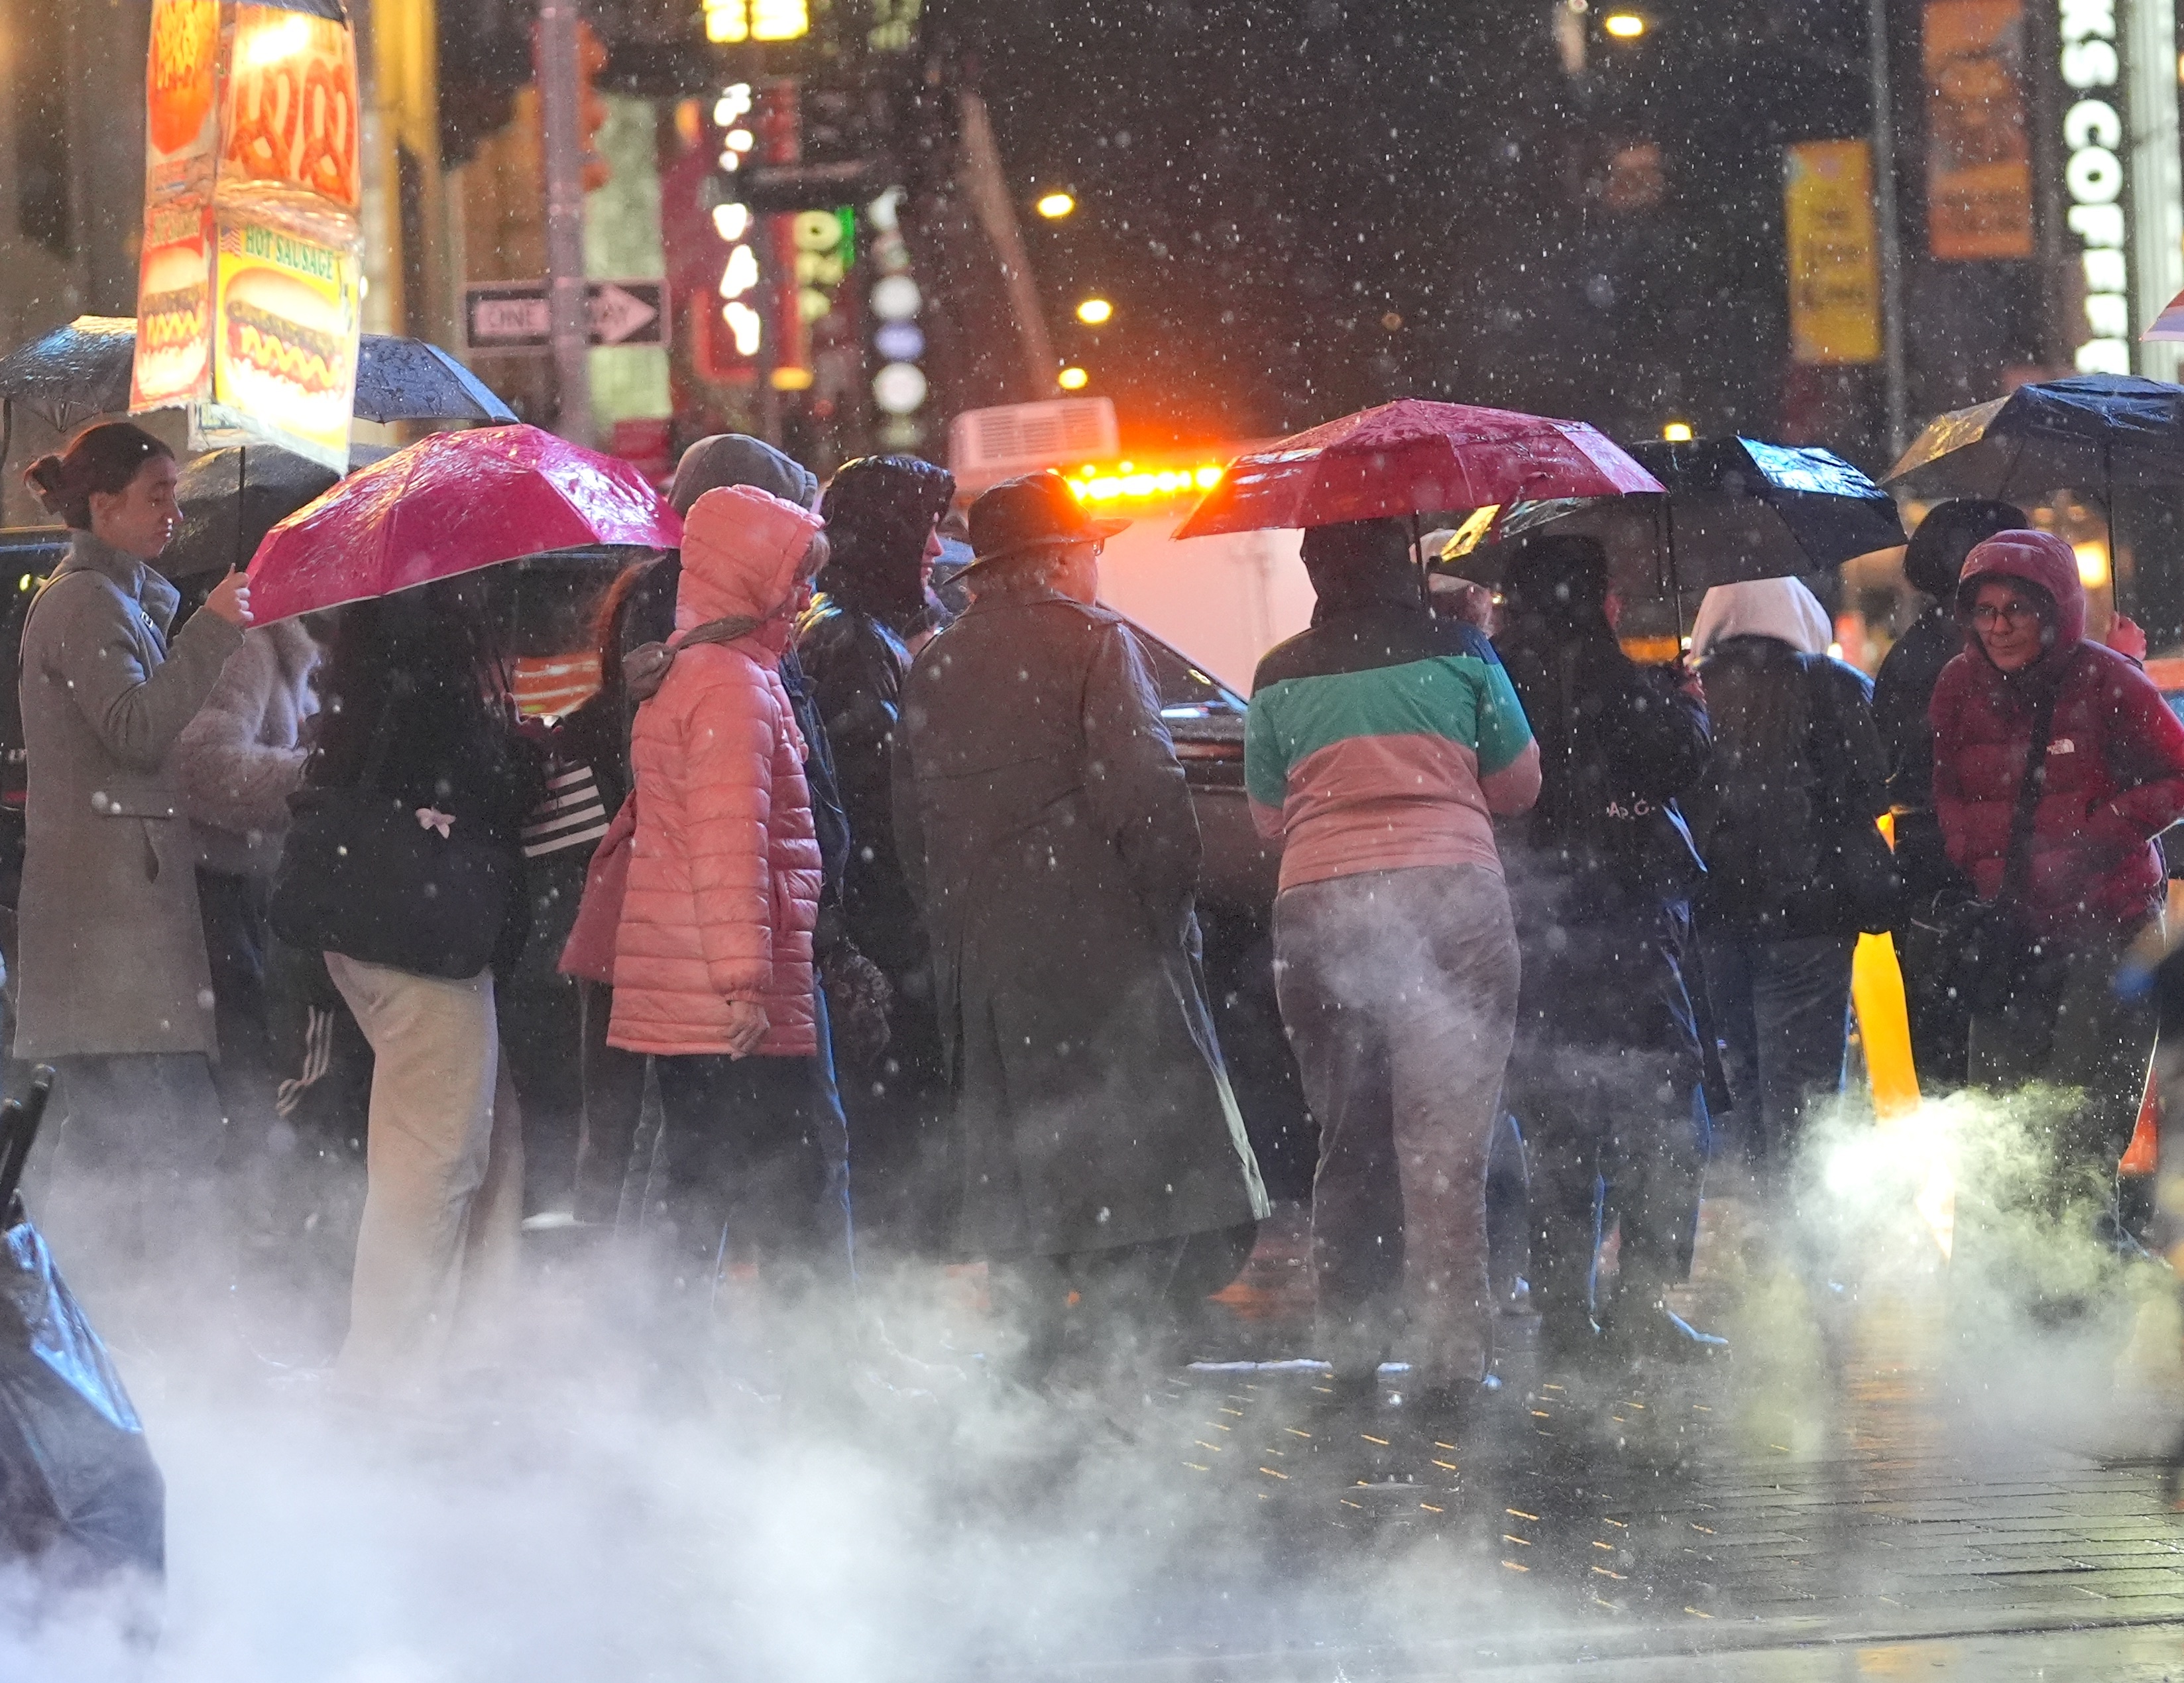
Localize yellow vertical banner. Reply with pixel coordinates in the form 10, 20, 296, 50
133, 1, 367, 474
1924, 0, 2035, 260
1785, 139, 1882, 365
131, 0, 221, 411
205, 5, 365, 472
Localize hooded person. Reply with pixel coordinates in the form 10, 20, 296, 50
1491, 536, 1722, 1365
561, 434, 863, 1232
608, 483, 850, 1333
892, 469, 1268, 1407
797, 455, 957, 1254
1932, 529, 2184, 1229
1244, 517, 1540, 1415
1872, 500, 2025, 1093
1682, 576, 1892, 1229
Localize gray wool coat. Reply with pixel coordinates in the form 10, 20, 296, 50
891, 573, 1268, 1261
15, 532, 244, 1059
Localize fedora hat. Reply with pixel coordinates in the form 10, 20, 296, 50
966, 470, 1127, 569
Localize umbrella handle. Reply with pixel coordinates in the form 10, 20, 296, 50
1663, 496, 1687, 642
235, 445, 247, 574
1, 398, 11, 529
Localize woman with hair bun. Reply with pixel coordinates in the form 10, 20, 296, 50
15, 420, 251, 1317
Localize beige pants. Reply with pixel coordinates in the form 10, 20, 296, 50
325, 954, 524, 1396
1274, 864, 1522, 1387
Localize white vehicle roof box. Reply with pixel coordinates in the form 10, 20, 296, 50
948, 398, 1120, 491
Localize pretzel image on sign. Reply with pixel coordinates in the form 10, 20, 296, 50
219, 7, 361, 213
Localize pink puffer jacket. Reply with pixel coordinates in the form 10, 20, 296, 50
608, 485, 825, 1058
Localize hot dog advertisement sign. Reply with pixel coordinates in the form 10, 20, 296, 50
131, 1, 365, 474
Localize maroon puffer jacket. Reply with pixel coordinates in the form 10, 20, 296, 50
1930, 529, 2184, 939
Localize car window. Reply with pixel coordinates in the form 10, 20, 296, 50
1129, 626, 1246, 719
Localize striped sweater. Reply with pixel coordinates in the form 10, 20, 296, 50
1245, 609, 1541, 893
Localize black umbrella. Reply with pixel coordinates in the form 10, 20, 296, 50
0, 316, 518, 434
1442, 436, 1903, 602
0, 316, 516, 525
0, 317, 136, 437
1884, 374, 2184, 502
166, 443, 394, 579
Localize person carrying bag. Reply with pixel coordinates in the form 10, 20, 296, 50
276, 583, 542, 1400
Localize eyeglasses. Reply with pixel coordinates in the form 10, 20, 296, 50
1971, 602, 2040, 628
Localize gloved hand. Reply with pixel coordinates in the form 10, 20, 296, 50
822, 945, 893, 1070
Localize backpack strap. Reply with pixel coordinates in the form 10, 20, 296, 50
623, 612, 766, 703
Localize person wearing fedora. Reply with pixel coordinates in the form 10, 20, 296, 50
891, 470, 1269, 1406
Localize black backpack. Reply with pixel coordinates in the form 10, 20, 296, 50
1688, 636, 1898, 936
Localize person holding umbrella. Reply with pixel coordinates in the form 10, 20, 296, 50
251, 423, 677, 1396
1246, 517, 1541, 1412
1492, 535, 1721, 1366
295, 577, 542, 1398
14, 421, 251, 1322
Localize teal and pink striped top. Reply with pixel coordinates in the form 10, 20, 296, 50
1245, 612, 1540, 894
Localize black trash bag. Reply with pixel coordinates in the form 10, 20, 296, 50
0, 1076, 164, 1594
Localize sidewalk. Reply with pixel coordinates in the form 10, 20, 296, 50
1038, 1199, 2184, 1682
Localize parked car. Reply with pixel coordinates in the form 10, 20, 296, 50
1126, 625, 1317, 1197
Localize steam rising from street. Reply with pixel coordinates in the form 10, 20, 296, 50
3, 1069, 2178, 1682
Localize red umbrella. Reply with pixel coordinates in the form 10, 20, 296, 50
1173, 398, 1664, 538
247, 424, 683, 622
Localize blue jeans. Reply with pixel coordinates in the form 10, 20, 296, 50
1699, 931, 1856, 1192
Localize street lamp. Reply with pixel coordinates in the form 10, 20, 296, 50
1076, 297, 1114, 325
1662, 420, 1694, 441
1058, 366, 1090, 390
1036, 192, 1076, 219
1603, 11, 1646, 37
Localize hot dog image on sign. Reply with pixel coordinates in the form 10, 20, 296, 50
131, 0, 221, 412
211, 217, 361, 472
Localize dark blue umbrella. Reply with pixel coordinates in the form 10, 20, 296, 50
352, 335, 518, 428
0, 316, 517, 434
1884, 374, 2184, 500
0, 316, 516, 523
1442, 436, 1903, 599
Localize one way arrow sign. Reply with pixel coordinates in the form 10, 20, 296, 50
589, 282, 661, 346
464, 279, 670, 351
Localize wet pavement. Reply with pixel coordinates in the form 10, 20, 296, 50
1004, 1202, 2184, 1682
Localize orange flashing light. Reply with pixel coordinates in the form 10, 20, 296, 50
1066, 463, 1227, 504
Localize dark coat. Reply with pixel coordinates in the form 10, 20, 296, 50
1872, 601, 1963, 899
891, 574, 1269, 1259
1685, 634, 1893, 939
796, 601, 923, 981
1495, 612, 1709, 1066
1495, 616, 1709, 925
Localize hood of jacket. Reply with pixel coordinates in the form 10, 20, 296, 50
819, 454, 954, 631
677, 484, 825, 637
669, 434, 819, 516
1690, 577, 1833, 662
1301, 519, 1424, 620
1955, 528, 2086, 664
